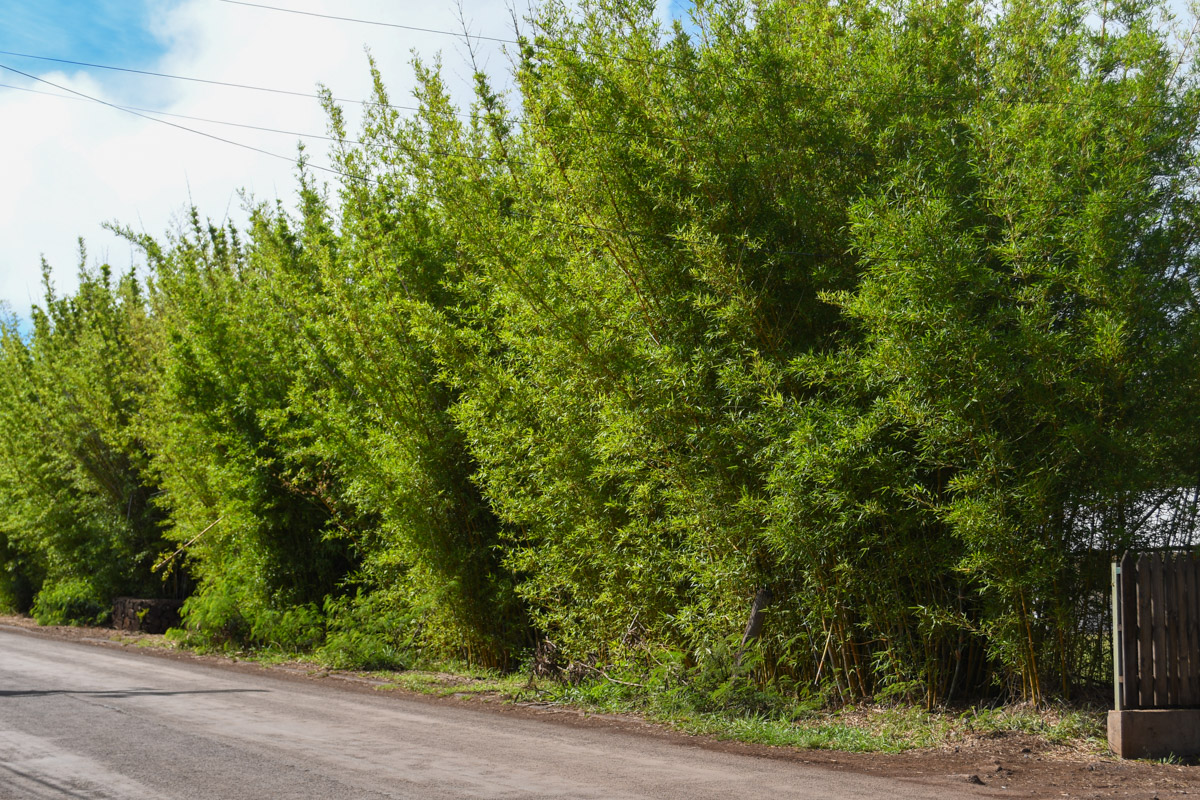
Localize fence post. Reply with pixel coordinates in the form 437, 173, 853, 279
1121, 552, 1139, 709
1113, 559, 1123, 710
1109, 550, 1200, 759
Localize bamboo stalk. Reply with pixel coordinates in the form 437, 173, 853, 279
152, 516, 223, 573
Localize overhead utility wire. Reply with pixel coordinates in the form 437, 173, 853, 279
0, 72, 819, 257
0, 49, 435, 115
213, 0, 875, 101
5, 44, 1189, 153
0, 68, 1178, 255
218, 0, 513, 44
0, 80, 337, 139
0, 80, 525, 167
217, 0, 853, 102
0, 64, 1156, 269
0, 75, 1164, 214
0, 81, 60, 98
218, 0, 1198, 112
0, 66, 765, 257
220, 0, 849, 106
0, 75, 1164, 224
0, 63, 375, 185
0, 80, 369, 146
0, 48, 688, 144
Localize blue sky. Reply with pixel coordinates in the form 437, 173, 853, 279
0, 0, 686, 327
0, 0, 169, 336
0, 1, 167, 68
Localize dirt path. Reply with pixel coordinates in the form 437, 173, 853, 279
0, 617, 1194, 798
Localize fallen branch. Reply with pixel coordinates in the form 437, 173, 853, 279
152, 516, 223, 573
578, 663, 646, 689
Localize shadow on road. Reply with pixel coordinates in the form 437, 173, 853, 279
0, 688, 268, 698
0, 762, 111, 800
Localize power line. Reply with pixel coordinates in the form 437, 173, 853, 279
0, 48, 696, 145
214, 0, 808, 95
0, 79, 526, 167
0, 47, 1185, 252
0, 81, 63, 100
0, 73, 1168, 215
0, 62, 374, 185
212, 0, 851, 103
216, 0, 793, 106
0, 66, 1168, 274
1, 80, 330, 138
217, 0, 513, 44
9, 33, 1183, 156
0, 49, 431, 114
6, 40, 1181, 156
216, 0, 1199, 112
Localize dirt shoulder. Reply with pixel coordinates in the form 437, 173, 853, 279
0, 614, 1193, 799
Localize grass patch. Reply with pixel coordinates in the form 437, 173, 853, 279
377, 669, 528, 698
526, 664, 1108, 754
146, 622, 1108, 756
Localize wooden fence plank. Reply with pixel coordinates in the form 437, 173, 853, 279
1121, 552, 1139, 709
1113, 551, 1200, 710
1167, 555, 1182, 704
1190, 555, 1200, 705
1185, 556, 1195, 705
1177, 554, 1193, 706
1176, 555, 1185, 704
1190, 554, 1199, 705
1112, 561, 1122, 710
1138, 553, 1155, 709
1162, 556, 1173, 705
1153, 553, 1169, 706
1171, 561, 1180, 705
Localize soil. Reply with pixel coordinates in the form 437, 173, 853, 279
1, 614, 1195, 798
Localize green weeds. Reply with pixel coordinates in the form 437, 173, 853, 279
133, 618, 1110, 755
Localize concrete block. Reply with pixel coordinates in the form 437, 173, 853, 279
1108, 709, 1200, 759
111, 597, 184, 634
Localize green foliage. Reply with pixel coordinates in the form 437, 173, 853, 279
247, 123, 529, 666
318, 591, 414, 670
0, 254, 168, 616
172, 582, 324, 652
137, 212, 358, 649
409, 0, 1200, 702
5, 0, 1200, 709
800, 0, 1200, 702
31, 577, 110, 626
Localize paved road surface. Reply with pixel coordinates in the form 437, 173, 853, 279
0, 629, 952, 799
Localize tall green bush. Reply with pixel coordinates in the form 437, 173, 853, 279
4, 0, 1200, 705
0, 257, 166, 622
138, 214, 357, 649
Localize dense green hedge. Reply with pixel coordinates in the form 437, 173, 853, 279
4, 0, 1200, 705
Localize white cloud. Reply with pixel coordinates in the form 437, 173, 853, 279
0, 0, 521, 313
0, 0, 682, 314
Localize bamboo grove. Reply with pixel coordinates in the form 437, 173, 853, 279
4, 0, 1200, 706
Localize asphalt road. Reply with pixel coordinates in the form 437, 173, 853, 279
0, 629, 954, 799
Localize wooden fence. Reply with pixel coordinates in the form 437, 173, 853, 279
1112, 551, 1200, 709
